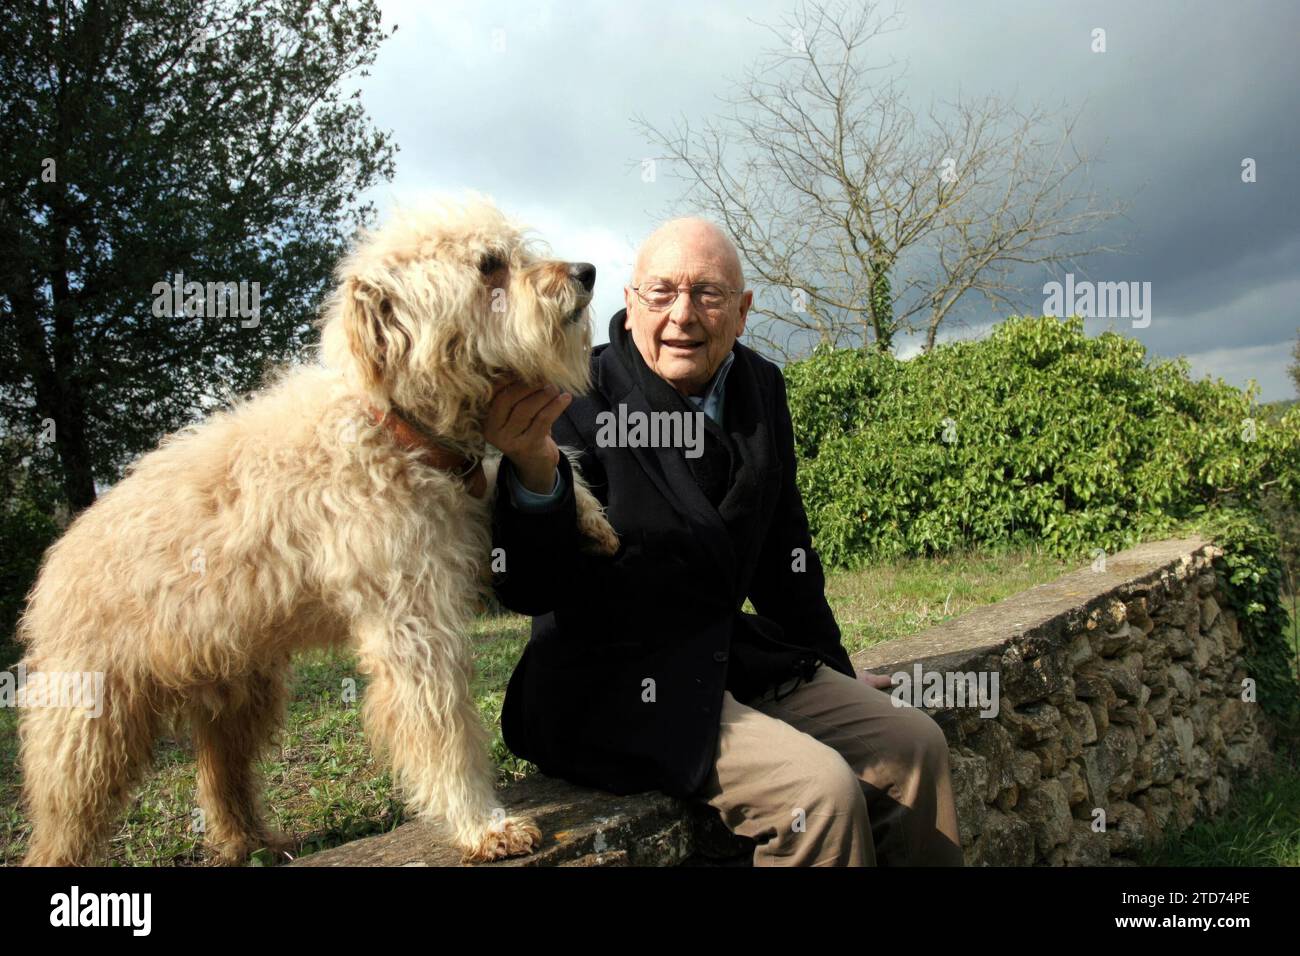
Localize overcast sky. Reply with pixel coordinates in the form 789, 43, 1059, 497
353, 0, 1300, 401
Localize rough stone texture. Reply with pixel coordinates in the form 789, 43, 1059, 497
292, 773, 748, 866
292, 537, 1276, 867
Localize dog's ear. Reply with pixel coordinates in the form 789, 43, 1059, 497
341, 276, 404, 389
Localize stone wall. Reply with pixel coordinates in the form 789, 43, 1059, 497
294, 536, 1277, 866
856, 536, 1275, 866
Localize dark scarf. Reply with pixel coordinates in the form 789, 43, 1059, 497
607, 312, 773, 582
612, 315, 736, 507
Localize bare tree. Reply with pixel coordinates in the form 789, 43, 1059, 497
634, 0, 1126, 359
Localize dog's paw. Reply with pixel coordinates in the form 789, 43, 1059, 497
252, 830, 299, 865
570, 462, 620, 557
578, 516, 620, 557
208, 829, 298, 867
462, 816, 542, 863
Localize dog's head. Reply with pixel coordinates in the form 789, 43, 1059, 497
319, 196, 594, 439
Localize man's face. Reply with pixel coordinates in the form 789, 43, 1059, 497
623, 222, 752, 397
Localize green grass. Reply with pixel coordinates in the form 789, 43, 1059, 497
1, 542, 1294, 866
823, 539, 1072, 655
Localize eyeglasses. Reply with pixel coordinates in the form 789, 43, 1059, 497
631, 281, 740, 312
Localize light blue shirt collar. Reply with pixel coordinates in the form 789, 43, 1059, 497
685, 350, 735, 425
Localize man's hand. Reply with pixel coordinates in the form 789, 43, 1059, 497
485, 380, 573, 494
859, 672, 894, 691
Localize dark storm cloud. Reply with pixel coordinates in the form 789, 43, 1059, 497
359, 0, 1299, 397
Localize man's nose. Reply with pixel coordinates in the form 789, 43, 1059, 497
568, 262, 596, 292
667, 285, 697, 323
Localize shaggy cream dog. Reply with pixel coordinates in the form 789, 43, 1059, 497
18, 197, 618, 866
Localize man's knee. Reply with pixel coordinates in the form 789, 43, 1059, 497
770, 748, 871, 864
898, 705, 954, 771
792, 746, 869, 829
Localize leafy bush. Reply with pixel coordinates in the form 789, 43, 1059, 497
0, 498, 58, 667
0, 445, 65, 667
785, 314, 1300, 723
1195, 508, 1299, 730
786, 315, 1300, 563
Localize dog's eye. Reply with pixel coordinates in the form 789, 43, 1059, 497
478, 254, 505, 275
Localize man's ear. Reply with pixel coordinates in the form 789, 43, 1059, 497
735, 289, 753, 338
341, 276, 400, 389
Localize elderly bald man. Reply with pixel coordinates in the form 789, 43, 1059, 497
485, 218, 963, 866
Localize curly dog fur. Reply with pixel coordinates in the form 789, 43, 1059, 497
17, 196, 617, 865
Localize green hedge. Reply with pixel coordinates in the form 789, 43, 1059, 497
785, 314, 1300, 725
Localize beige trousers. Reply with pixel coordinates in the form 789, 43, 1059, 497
693, 664, 965, 866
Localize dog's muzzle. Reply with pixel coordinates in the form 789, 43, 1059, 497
568, 293, 593, 324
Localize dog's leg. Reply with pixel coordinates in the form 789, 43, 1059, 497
21, 668, 161, 866
354, 615, 541, 862
190, 668, 292, 865
563, 448, 620, 556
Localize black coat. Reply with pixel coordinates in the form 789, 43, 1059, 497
490, 312, 855, 798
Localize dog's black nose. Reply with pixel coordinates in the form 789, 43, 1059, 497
568, 262, 596, 292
